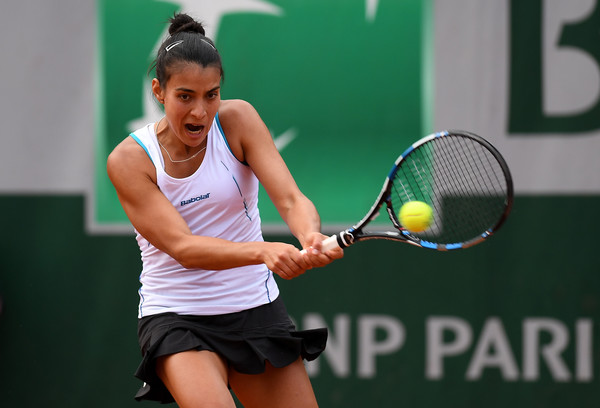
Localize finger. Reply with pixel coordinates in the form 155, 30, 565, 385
302, 252, 327, 268
274, 256, 306, 280
304, 247, 343, 268
292, 251, 313, 270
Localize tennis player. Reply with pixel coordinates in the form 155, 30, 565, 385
107, 13, 342, 408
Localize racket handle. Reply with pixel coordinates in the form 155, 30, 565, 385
299, 234, 340, 255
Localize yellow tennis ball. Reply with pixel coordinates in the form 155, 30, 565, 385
399, 201, 433, 232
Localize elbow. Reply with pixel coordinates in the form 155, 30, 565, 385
177, 256, 196, 270
168, 241, 198, 269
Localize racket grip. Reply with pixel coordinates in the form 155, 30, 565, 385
300, 234, 340, 255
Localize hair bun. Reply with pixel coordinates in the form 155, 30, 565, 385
168, 13, 206, 36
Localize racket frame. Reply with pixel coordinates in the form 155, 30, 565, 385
321, 130, 513, 252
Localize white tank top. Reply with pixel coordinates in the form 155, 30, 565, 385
130, 115, 279, 317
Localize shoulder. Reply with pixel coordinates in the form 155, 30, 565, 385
217, 100, 269, 162
218, 99, 260, 127
107, 136, 146, 169
107, 135, 156, 185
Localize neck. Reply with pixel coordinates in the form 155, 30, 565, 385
155, 118, 207, 163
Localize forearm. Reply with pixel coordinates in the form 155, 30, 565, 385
279, 194, 344, 266
170, 235, 264, 270
280, 195, 322, 248
170, 234, 308, 279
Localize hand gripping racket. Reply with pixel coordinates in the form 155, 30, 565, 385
310, 130, 513, 252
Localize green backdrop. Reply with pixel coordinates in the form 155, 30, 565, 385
0, 195, 598, 407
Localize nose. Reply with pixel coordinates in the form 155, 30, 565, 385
191, 101, 207, 119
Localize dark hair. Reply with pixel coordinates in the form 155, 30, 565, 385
152, 13, 224, 87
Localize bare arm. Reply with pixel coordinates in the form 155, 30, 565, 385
219, 100, 343, 266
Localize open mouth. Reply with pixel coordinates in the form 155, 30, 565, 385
185, 124, 204, 134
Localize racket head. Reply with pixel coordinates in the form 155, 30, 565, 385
381, 130, 513, 250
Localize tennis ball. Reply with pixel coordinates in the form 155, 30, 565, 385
399, 201, 433, 232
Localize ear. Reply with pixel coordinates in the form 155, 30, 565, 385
152, 78, 165, 104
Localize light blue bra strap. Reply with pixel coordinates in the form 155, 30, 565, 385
215, 113, 249, 166
130, 133, 154, 165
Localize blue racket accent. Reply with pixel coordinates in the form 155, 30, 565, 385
446, 243, 463, 250
420, 240, 438, 249
399, 145, 415, 159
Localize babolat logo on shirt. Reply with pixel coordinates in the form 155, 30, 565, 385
181, 193, 210, 207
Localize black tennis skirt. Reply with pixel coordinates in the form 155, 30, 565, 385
134, 297, 328, 403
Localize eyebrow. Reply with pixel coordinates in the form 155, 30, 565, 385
175, 86, 221, 93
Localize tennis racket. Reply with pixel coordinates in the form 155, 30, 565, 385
309, 130, 513, 252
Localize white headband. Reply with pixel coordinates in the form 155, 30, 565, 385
165, 40, 184, 52
165, 38, 216, 52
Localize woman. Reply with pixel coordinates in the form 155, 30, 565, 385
107, 12, 342, 408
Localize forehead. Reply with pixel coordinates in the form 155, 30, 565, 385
165, 62, 221, 91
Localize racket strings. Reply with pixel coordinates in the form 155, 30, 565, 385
395, 158, 434, 203
436, 138, 505, 236
444, 137, 508, 237
390, 134, 510, 245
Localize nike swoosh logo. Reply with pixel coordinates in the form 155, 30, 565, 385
273, 128, 297, 151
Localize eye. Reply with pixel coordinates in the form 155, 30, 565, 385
178, 93, 191, 101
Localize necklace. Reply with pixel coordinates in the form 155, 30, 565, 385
158, 140, 206, 163
155, 118, 207, 163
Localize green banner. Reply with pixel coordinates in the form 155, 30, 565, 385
95, 0, 432, 231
